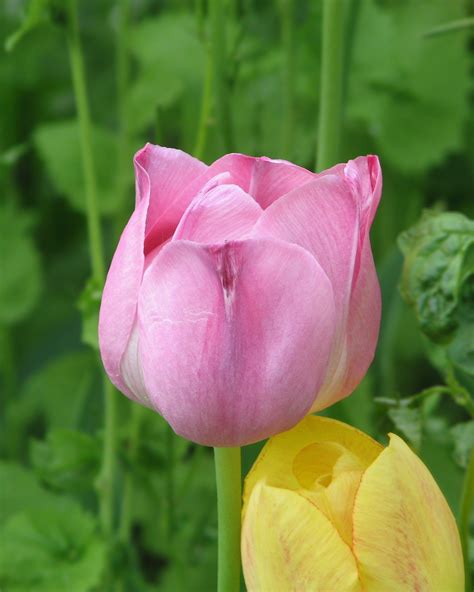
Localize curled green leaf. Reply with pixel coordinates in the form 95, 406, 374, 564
398, 210, 474, 343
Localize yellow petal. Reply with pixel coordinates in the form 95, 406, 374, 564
318, 469, 363, 546
243, 415, 382, 516
353, 433, 464, 592
242, 482, 362, 592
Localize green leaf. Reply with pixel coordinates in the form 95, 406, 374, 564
398, 210, 474, 343
131, 13, 204, 85
31, 429, 101, 493
124, 408, 189, 476
33, 119, 119, 215
349, 0, 470, 173
0, 143, 29, 167
77, 278, 102, 350
6, 352, 96, 454
448, 322, 474, 377
450, 421, 474, 468
0, 203, 42, 325
160, 543, 216, 592
127, 71, 183, 134
0, 500, 105, 592
128, 13, 205, 134
388, 405, 423, 450
5, 0, 51, 52
0, 462, 58, 527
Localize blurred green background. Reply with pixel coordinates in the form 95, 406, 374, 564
0, 0, 473, 590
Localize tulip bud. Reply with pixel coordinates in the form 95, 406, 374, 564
99, 145, 382, 446
242, 416, 464, 591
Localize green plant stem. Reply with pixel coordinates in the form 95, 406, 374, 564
424, 17, 474, 38
100, 377, 117, 536
446, 365, 474, 418
280, 0, 295, 157
316, 0, 346, 171
459, 447, 474, 592
118, 404, 143, 544
115, 0, 132, 238
66, 0, 105, 282
66, 0, 116, 541
209, 0, 233, 152
194, 44, 213, 160
214, 447, 241, 592
0, 326, 15, 410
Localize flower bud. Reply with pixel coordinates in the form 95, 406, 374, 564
242, 416, 464, 591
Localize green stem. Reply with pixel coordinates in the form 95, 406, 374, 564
280, 0, 295, 157
459, 447, 474, 592
66, 0, 116, 541
194, 44, 213, 160
66, 0, 105, 282
316, 0, 346, 171
446, 365, 474, 419
114, 0, 132, 238
0, 326, 15, 410
424, 17, 474, 38
214, 447, 241, 592
100, 377, 117, 536
118, 404, 143, 544
209, 0, 233, 152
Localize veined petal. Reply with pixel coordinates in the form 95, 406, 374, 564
119, 322, 151, 408
253, 174, 359, 314
243, 416, 382, 514
99, 144, 206, 399
135, 143, 207, 252
137, 239, 336, 446
242, 483, 362, 592
253, 156, 382, 409
205, 153, 316, 209
353, 434, 464, 592
98, 196, 148, 398
173, 181, 262, 243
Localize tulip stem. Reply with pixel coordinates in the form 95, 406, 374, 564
66, 0, 104, 282
66, 0, 117, 544
459, 447, 474, 592
316, 0, 346, 171
209, 0, 233, 152
214, 446, 242, 592
115, 0, 132, 236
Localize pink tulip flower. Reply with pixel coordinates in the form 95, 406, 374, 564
99, 145, 382, 446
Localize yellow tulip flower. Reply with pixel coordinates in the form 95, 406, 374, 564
242, 416, 464, 592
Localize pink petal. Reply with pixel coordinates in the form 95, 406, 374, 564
206, 153, 316, 209
173, 180, 262, 243
331, 245, 381, 405
137, 238, 336, 446
98, 196, 148, 398
99, 144, 205, 398
253, 156, 382, 409
135, 144, 207, 253
253, 174, 359, 315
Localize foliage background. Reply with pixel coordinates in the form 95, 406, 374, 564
0, 0, 473, 590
